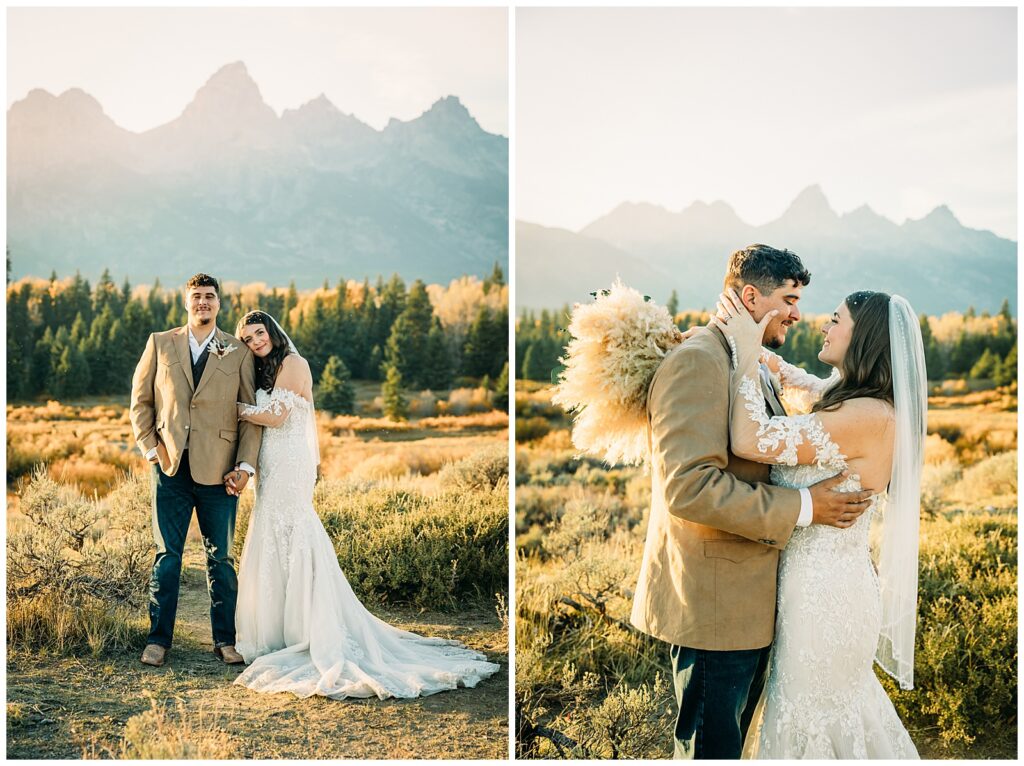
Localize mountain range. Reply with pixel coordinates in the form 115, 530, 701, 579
517, 185, 1017, 316
7, 62, 508, 287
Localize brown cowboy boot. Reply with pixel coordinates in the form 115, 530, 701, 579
214, 645, 245, 665
140, 644, 168, 667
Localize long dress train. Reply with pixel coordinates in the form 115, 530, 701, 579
234, 387, 500, 699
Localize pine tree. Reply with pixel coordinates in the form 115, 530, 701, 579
969, 348, 998, 380
382, 363, 409, 421
318, 356, 356, 415
368, 344, 384, 381
384, 280, 433, 388
666, 289, 679, 321
70, 312, 89, 345
423, 317, 453, 390
521, 342, 545, 382
33, 327, 57, 395
463, 305, 498, 378
919, 315, 945, 380
60, 271, 92, 327
84, 306, 116, 393
296, 297, 331, 380
166, 301, 184, 328
93, 268, 120, 315
374, 274, 406, 352
493, 362, 510, 412
147, 278, 165, 320
7, 282, 35, 399
993, 343, 1017, 388
52, 343, 91, 399
282, 281, 299, 333
483, 261, 506, 293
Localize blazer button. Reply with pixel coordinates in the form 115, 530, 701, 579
759, 538, 776, 546
185, 425, 190, 430
191, 403, 196, 409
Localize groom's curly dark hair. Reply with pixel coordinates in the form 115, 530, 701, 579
185, 273, 220, 294
724, 244, 810, 295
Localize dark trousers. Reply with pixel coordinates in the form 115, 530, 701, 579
670, 644, 771, 759
148, 450, 238, 649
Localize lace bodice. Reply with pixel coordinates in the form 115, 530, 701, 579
771, 460, 879, 558
242, 388, 317, 487
738, 354, 915, 759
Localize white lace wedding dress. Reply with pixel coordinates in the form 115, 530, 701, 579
233, 387, 500, 699
742, 360, 918, 759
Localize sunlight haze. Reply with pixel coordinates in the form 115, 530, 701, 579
8, 7, 508, 135
517, 7, 1016, 238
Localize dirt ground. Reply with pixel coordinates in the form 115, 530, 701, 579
6, 546, 509, 760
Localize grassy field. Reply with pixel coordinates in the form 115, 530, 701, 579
7, 383, 510, 760
515, 380, 1017, 759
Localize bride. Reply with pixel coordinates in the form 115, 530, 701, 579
229, 310, 500, 700
714, 287, 924, 758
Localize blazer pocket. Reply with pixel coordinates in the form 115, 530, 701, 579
703, 540, 768, 564
219, 429, 238, 442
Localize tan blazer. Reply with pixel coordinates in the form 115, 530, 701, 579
130, 326, 262, 486
629, 326, 802, 650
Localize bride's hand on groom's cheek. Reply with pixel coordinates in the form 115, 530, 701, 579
718, 289, 777, 349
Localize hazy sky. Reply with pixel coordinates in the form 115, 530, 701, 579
518, 7, 1017, 239
8, 7, 508, 135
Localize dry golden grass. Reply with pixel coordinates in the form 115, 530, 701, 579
7, 397, 508, 500
7, 390, 510, 760
517, 385, 1017, 758
83, 699, 235, 759
321, 410, 507, 435
926, 408, 1017, 466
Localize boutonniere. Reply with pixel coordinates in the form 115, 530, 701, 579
209, 337, 239, 359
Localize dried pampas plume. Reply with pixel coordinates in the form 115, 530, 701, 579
552, 280, 684, 466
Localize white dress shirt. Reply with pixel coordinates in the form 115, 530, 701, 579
188, 325, 217, 362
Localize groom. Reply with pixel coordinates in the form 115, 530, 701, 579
130, 273, 262, 667
630, 244, 876, 759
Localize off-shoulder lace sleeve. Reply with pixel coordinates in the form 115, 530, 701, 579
732, 374, 847, 469
239, 388, 308, 428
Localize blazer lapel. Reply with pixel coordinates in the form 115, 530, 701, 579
174, 327, 195, 391
192, 330, 224, 398
760, 366, 787, 417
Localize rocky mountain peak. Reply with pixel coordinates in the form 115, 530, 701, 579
783, 184, 837, 220
180, 60, 273, 123
921, 204, 958, 224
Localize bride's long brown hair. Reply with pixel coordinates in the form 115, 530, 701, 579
813, 291, 894, 413
236, 311, 293, 393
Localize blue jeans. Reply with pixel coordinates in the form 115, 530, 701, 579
148, 450, 238, 649
670, 644, 771, 759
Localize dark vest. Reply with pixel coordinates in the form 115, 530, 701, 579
191, 342, 212, 389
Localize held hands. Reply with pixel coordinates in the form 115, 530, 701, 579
808, 471, 876, 529
223, 468, 250, 497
